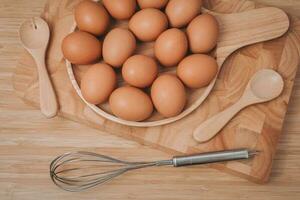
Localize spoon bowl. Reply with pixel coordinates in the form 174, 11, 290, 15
19, 17, 50, 50
249, 69, 284, 101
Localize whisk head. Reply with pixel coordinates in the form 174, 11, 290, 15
50, 151, 167, 192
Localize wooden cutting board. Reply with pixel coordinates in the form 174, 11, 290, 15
13, 0, 300, 183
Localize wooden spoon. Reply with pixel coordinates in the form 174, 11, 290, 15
193, 69, 284, 143
19, 17, 58, 118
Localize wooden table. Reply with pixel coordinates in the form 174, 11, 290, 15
1, 0, 300, 199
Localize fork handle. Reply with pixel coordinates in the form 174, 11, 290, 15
36, 58, 58, 118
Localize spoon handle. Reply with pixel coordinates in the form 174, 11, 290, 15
193, 100, 246, 143
36, 58, 58, 118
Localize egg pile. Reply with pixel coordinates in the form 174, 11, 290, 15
62, 0, 219, 122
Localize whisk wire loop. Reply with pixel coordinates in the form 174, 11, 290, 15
50, 151, 170, 192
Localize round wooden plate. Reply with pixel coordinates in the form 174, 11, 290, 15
65, 4, 289, 127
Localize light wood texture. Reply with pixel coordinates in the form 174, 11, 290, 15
12, 0, 300, 183
194, 69, 284, 142
1, 0, 300, 199
19, 17, 58, 118
66, 5, 289, 127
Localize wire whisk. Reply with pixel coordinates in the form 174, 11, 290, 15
50, 149, 259, 192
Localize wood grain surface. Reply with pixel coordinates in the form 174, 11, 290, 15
1, 0, 300, 199
12, 0, 298, 183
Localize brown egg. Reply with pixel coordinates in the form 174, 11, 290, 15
151, 74, 186, 117
74, 0, 110, 36
177, 54, 218, 89
137, 0, 169, 9
129, 8, 168, 42
81, 63, 117, 104
165, 0, 202, 28
103, 28, 136, 68
122, 55, 158, 88
103, 0, 136, 20
187, 14, 219, 53
62, 31, 102, 65
109, 86, 153, 121
154, 28, 188, 67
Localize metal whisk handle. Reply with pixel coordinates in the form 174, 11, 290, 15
172, 149, 257, 167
